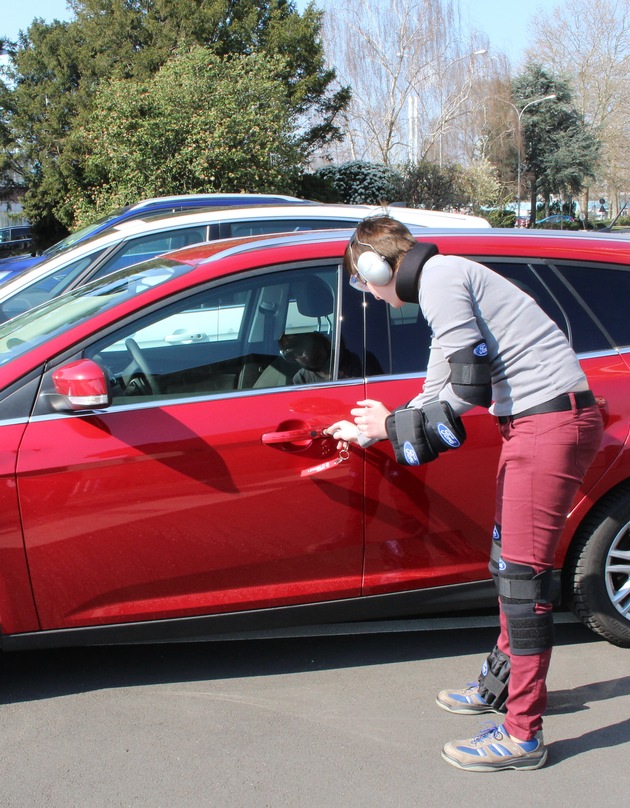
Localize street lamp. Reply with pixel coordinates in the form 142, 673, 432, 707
500, 94, 557, 224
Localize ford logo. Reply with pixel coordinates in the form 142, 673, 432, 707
403, 441, 420, 465
437, 422, 460, 448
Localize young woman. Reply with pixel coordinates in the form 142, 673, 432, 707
327, 216, 603, 772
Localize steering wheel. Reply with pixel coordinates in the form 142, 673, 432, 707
125, 338, 159, 394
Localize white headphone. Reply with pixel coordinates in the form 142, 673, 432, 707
353, 236, 393, 286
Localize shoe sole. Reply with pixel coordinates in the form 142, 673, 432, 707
435, 697, 505, 715
441, 748, 548, 772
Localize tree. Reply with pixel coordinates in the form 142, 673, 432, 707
312, 161, 402, 204
69, 48, 302, 224
2, 0, 348, 241
511, 65, 601, 226
317, 0, 489, 166
528, 0, 630, 217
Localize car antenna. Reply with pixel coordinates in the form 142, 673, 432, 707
598, 200, 628, 232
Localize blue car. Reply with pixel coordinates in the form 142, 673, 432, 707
0, 193, 310, 282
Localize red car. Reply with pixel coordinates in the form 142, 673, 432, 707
0, 228, 629, 651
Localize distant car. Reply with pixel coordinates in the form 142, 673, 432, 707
0, 202, 490, 323
0, 225, 32, 256
0, 227, 628, 654
0, 193, 311, 281
534, 214, 575, 229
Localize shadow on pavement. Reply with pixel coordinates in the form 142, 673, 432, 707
0, 621, 601, 705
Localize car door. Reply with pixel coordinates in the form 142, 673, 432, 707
16, 262, 366, 631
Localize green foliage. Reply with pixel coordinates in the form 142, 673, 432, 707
2, 0, 348, 240
396, 161, 466, 210
313, 161, 402, 205
484, 208, 516, 228
69, 48, 302, 225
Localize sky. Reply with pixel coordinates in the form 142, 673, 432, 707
2, 0, 564, 66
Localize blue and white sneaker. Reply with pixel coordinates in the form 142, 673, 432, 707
442, 722, 547, 772
436, 683, 505, 715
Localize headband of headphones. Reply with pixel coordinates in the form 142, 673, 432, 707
395, 242, 439, 303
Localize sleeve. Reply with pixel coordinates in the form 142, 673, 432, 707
413, 258, 486, 416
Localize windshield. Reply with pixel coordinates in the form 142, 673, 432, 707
0, 256, 193, 366
41, 205, 131, 259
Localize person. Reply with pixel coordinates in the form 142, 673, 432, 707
279, 331, 361, 384
326, 216, 603, 773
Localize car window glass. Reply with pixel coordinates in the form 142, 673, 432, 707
364, 294, 430, 377
0, 249, 109, 324
364, 257, 602, 379
91, 226, 210, 277
84, 264, 348, 404
551, 262, 630, 350
225, 218, 360, 238
465, 259, 612, 355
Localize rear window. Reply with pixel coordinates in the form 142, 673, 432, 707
551, 263, 630, 350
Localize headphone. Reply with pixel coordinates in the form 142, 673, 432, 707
352, 234, 439, 299
352, 235, 394, 286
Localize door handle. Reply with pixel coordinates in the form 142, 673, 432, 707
261, 427, 325, 445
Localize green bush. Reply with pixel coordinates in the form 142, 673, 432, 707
310, 161, 402, 205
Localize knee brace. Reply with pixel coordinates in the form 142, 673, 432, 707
498, 560, 556, 655
488, 524, 502, 591
477, 644, 510, 711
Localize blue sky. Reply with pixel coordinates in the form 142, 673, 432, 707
2, 0, 563, 65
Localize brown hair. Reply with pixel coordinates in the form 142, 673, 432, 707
343, 216, 417, 278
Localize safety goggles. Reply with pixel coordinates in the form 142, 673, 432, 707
347, 233, 373, 292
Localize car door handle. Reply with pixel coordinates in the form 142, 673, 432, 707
261, 428, 325, 445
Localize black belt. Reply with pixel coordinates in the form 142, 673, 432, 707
498, 390, 596, 424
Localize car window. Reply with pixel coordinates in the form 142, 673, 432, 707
91, 226, 211, 277
550, 262, 630, 350
222, 218, 360, 238
0, 249, 109, 324
85, 264, 349, 404
363, 256, 610, 379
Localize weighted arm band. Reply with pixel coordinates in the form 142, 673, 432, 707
385, 400, 466, 466
385, 408, 437, 466
448, 340, 492, 408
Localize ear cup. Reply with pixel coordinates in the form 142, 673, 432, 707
356, 250, 393, 286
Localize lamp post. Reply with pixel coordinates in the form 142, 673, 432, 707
500, 94, 556, 225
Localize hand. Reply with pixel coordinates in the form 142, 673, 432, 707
350, 399, 391, 441
324, 420, 362, 448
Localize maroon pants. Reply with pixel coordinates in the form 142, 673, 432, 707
493, 398, 603, 740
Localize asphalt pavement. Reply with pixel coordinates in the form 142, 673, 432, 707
0, 615, 628, 807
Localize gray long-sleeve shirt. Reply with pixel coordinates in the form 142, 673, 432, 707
407, 254, 588, 417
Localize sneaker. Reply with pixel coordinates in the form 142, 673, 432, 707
441, 722, 547, 772
436, 683, 505, 715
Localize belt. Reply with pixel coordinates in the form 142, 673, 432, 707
498, 390, 596, 424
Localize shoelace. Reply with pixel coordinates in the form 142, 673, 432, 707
471, 721, 503, 746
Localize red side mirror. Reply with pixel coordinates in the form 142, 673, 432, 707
52, 359, 111, 411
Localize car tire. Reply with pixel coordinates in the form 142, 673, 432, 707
565, 485, 630, 647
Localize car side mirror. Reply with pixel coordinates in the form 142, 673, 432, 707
52, 359, 112, 411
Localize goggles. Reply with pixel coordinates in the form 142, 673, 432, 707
348, 232, 379, 292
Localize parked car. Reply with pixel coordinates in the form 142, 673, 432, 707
534, 214, 575, 229
0, 227, 628, 653
0, 193, 312, 281
0, 225, 32, 256
0, 203, 489, 323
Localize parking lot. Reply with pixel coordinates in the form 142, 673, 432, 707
0, 615, 628, 807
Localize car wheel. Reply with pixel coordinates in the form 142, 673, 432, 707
565, 486, 630, 647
